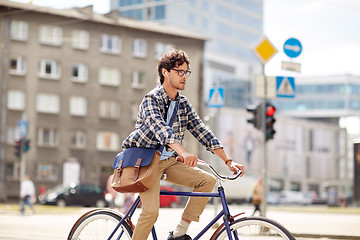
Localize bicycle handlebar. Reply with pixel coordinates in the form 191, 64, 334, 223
176, 156, 242, 181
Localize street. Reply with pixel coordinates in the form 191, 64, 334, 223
1, 204, 360, 240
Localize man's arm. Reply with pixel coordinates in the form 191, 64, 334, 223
212, 148, 245, 176
169, 142, 244, 176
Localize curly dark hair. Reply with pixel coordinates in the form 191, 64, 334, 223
157, 49, 190, 85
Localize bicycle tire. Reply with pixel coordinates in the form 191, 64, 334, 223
213, 216, 295, 240
68, 209, 133, 240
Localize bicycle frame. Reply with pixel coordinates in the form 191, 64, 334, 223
107, 186, 239, 240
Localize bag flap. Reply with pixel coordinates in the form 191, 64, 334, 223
112, 147, 157, 169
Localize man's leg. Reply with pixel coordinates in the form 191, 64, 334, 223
131, 160, 166, 240
20, 198, 25, 215
164, 157, 216, 236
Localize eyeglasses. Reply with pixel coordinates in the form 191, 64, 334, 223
171, 68, 191, 77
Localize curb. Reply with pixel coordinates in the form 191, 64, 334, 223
293, 233, 360, 239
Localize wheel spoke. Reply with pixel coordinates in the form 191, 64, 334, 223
68, 210, 133, 240
215, 217, 295, 240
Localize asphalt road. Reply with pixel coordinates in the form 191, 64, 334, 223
1, 204, 359, 239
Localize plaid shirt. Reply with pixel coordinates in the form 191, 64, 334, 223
122, 86, 222, 152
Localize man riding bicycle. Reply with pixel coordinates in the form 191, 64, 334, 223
122, 49, 244, 240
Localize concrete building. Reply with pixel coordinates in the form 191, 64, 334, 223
273, 74, 360, 201
0, 0, 206, 200
111, 0, 263, 107
214, 107, 348, 202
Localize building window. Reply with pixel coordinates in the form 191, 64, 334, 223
36, 93, 60, 114
99, 67, 120, 86
154, 4, 165, 20
38, 59, 61, 79
71, 131, 86, 149
37, 163, 57, 181
10, 20, 28, 41
99, 100, 120, 119
38, 128, 59, 146
7, 90, 25, 110
71, 30, 89, 50
9, 56, 26, 75
132, 39, 147, 58
71, 64, 88, 83
131, 71, 146, 89
154, 42, 173, 59
39, 25, 63, 46
6, 125, 20, 144
69, 96, 87, 116
96, 131, 119, 151
100, 34, 121, 54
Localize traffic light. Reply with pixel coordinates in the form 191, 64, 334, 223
14, 139, 22, 158
14, 138, 31, 158
23, 138, 30, 152
265, 102, 276, 141
247, 104, 262, 129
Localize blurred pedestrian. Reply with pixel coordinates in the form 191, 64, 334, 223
20, 175, 35, 215
251, 177, 263, 216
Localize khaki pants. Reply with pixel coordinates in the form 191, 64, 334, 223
132, 157, 216, 240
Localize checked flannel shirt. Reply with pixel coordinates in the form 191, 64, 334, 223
122, 86, 223, 152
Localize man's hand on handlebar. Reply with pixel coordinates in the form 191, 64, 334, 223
179, 153, 198, 167
227, 161, 245, 176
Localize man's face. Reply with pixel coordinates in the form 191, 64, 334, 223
167, 63, 190, 91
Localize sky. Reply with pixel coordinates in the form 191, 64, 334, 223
11, 0, 360, 77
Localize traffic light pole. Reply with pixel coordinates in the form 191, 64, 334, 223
260, 99, 268, 217
260, 64, 268, 218
19, 139, 26, 183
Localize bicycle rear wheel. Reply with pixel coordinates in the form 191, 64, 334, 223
214, 216, 295, 240
68, 209, 133, 240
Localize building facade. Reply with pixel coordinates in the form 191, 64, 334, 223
111, 0, 263, 107
0, 0, 206, 200
273, 74, 360, 200
214, 107, 348, 200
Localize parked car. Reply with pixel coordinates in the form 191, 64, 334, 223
160, 186, 180, 208
278, 191, 312, 205
38, 183, 108, 207
267, 192, 281, 205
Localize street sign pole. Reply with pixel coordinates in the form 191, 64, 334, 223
18, 115, 28, 184
252, 36, 278, 218
19, 139, 26, 183
260, 64, 268, 218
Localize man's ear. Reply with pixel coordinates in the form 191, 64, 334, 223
162, 68, 168, 77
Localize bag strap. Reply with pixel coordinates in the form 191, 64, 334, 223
114, 160, 123, 182
159, 101, 179, 153
133, 158, 142, 181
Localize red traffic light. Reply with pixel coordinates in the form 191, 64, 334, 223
266, 105, 276, 116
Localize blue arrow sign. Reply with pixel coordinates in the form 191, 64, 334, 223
18, 119, 28, 137
283, 38, 302, 58
208, 87, 224, 108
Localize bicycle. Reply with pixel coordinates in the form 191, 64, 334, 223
68, 159, 296, 240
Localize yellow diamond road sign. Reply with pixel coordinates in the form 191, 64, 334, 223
253, 37, 278, 64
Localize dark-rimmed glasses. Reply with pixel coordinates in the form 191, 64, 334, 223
171, 68, 191, 77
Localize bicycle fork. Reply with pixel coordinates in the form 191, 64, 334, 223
107, 196, 142, 240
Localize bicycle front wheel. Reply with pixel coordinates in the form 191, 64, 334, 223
68, 209, 133, 240
214, 216, 295, 240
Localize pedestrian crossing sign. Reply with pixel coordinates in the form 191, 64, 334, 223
208, 87, 224, 108
276, 76, 295, 98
